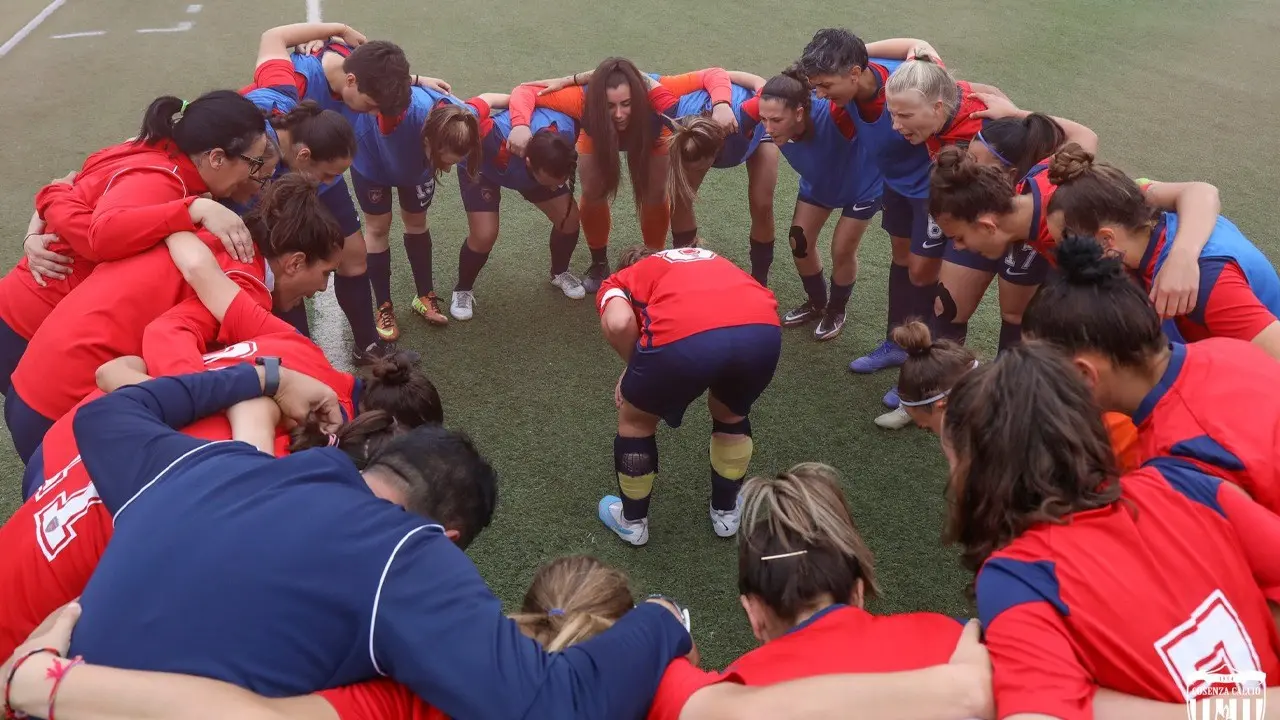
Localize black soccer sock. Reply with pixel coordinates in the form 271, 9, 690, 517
828, 278, 854, 314
886, 262, 912, 338
672, 228, 697, 248
800, 272, 827, 309
590, 246, 609, 266
365, 250, 392, 307
615, 434, 658, 522
549, 229, 580, 276
403, 231, 434, 297
748, 239, 774, 286
333, 273, 377, 349
455, 243, 490, 292
998, 320, 1023, 355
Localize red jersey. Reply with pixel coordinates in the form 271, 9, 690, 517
9, 229, 270, 421
0, 393, 108, 659
924, 81, 988, 159
979, 461, 1280, 719
314, 605, 959, 720
649, 606, 963, 720
0, 330, 355, 658
1133, 339, 1280, 514
0, 140, 206, 340
597, 248, 779, 348
1016, 157, 1058, 261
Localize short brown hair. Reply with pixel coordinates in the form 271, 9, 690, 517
343, 41, 411, 118
929, 145, 1016, 221
509, 555, 634, 651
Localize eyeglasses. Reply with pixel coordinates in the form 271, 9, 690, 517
239, 153, 267, 176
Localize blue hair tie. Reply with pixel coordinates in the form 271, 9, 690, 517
548, 608, 565, 617
974, 131, 1012, 168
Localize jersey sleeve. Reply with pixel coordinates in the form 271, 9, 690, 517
596, 263, 638, 315
141, 270, 274, 377
649, 84, 680, 117
318, 678, 440, 720
976, 557, 1094, 720
646, 659, 723, 720
33, 184, 93, 255
251, 59, 301, 97
510, 85, 585, 126
656, 69, 732, 105
73, 364, 264, 514
87, 169, 199, 261
1192, 259, 1278, 342
465, 96, 491, 122
371, 531, 691, 720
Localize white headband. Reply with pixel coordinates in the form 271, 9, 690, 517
897, 359, 980, 407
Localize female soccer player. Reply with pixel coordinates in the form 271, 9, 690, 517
1045, 145, 1280, 353
883, 319, 1143, 470
943, 340, 1280, 712
505, 60, 732, 291
348, 86, 509, 337
448, 105, 584, 321
595, 245, 781, 545
741, 68, 882, 340
4, 175, 344, 463
0, 89, 271, 390
1023, 234, 1280, 515
883, 55, 1098, 350
0, 478, 998, 720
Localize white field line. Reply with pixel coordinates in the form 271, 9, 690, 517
1, 0, 68, 58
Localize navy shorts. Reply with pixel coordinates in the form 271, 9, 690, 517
1001, 243, 1050, 286
0, 317, 30, 392
881, 188, 947, 259
350, 167, 437, 215
5, 384, 53, 465
796, 193, 882, 221
621, 324, 782, 429
458, 171, 569, 214
944, 243, 1004, 274
318, 178, 363, 237
21, 443, 43, 499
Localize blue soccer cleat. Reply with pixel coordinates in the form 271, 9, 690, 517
849, 340, 908, 374
883, 385, 901, 409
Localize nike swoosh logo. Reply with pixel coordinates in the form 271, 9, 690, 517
1005, 270, 1029, 276
921, 240, 945, 249
852, 202, 874, 212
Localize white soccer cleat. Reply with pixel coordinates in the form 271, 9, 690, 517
875, 406, 913, 430
450, 290, 475, 321
710, 499, 741, 538
551, 271, 586, 300
598, 495, 649, 546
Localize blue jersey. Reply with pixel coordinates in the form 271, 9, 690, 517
289, 44, 352, 115
67, 366, 691, 717
777, 95, 882, 208
847, 58, 932, 199
351, 86, 468, 187
670, 83, 767, 169
229, 80, 359, 235
1152, 212, 1280, 317
474, 108, 576, 192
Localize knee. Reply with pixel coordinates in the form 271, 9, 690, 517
339, 241, 368, 276
788, 225, 810, 259
908, 261, 938, 286
402, 212, 428, 234
468, 229, 500, 253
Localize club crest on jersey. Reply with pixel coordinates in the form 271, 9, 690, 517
1185, 671, 1266, 720
203, 341, 259, 365
657, 247, 716, 263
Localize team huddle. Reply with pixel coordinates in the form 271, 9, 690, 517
1, 16, 1279, 720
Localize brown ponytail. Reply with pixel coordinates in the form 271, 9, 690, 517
892, 320, 977, 405
269, 100, 356, 162
666, 115, 726, 208
1046, 143, 1154, 236
289, 409, 403, 469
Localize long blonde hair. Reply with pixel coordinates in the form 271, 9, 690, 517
509, 555, 634, 651
738, 463, 880, 622
666, 115, 726, 207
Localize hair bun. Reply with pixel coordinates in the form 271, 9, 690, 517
1054, 234, 1126, 286
891, 320, 935, 357
1047, 142, 1094, 185
369, 353, 414, 385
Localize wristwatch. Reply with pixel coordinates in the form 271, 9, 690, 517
255, 356, 282, 396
